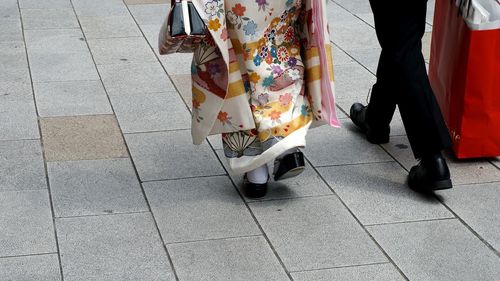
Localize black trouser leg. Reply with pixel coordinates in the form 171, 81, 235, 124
366, 0, 451, 159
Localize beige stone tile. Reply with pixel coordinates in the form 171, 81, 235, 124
124, 0, 169, 4
40, 115, 128, 161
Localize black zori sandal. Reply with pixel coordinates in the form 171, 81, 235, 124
242, 175, 268, 198
273, 151, 306, 181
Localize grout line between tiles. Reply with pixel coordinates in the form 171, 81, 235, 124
0, 138, 41, 142
209, 141, 295, 281
364, 217, 457, 227
246, 194, 336, 205
67, 1, 186, 280
244, 193, 336, 204
140, 173, 229, 184
123, 9, 194, 116
123, 128, 191, 135
288, 261, 392, 274
314, 160, 396, 169
55, 210, 151, 220
378, 144, 499, 256
0, 252, 59, 260
164, 234, 264, 246
434, 197, 500, 257
303, 155, 411, 281
17, 1, 66, 280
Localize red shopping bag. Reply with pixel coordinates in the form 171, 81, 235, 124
429, 0, 500, 159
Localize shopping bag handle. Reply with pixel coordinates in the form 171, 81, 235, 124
456, 0, 473, 18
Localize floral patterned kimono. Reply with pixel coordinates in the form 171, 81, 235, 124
190, 0, 339, 174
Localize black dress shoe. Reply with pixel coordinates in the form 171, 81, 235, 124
408, 153, 453, 191
273, 151, 305, 181
350, 103, 390, 144
242, 175, 268, 198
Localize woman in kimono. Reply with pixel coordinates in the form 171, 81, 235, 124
189, 0, 339, 197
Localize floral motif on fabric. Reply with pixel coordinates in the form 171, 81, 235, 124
221, 0, 313, 159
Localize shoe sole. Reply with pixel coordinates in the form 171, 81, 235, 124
244, 188, 268, 198
429, 179, 453, 190
275, 166, 305, 181
409, 178, 453, 191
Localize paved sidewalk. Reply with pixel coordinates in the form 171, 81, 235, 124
1, 0, 500, 280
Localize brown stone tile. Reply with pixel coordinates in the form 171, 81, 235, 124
124, 0, 169, 4
170, 74, 192, 108
40, 115, 129, 162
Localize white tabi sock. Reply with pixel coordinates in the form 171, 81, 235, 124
246, 165, 269, 184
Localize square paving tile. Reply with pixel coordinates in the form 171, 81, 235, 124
79, 16, 142, 39
333, 0, 374, 14
492, 158, 500, 169
0, 44, 29, 82
125, 130, 225, 181
29, 52, 99, 82
318, 162, 453, 225
216, 150, 333, 201
367, 219, 500, 281
326, 2, 359, 25
291, 263, 405, 281
98, 62, 175, 95
0, 94, 40, 141
168, 236, 290, 281
356, 13, 375, 27
138, 23, 162, 49
304, 122, 392, 167
109, 91, 191, 133
0, 190, 56, 257
88, 37, 157, 65
388, 108, 406, 137
0, 254, 61, 281
0, 19, 23, 42
332, 45, 355, 66
333, 62, 376, 105
72, 0, 129, 17
24, 29, 88, 54
422, 32, 432, 63
439, 182, 500, 251
0, 0, 19, 20
331, 21, 379, 51
144, 176, 260, 243
47, 158, 148, 217
427, 0, 435, 25
125, 0, 169, 5
40, 115, 128, 162
346, 48, 380, 74
34, 80, 112, 117
0, 140, 46, 191
57, 213, 175, 281
21, 9, 79, 30
250, 196, 387, 271
0, 81, 32, 98
0, 41, 25, 57
159, 52, 193, 76
382, 136, 500, 185
170, 74, 192, 106
19, 0, 72, 9
127, 4, 169, 26
207, 135, 222, 150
